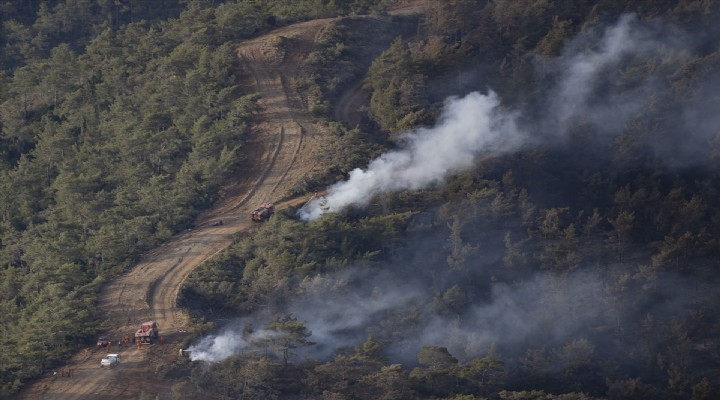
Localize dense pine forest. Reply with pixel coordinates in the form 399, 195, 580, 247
2, 0, 720, 399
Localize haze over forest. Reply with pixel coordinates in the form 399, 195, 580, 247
2, 1, 720, 399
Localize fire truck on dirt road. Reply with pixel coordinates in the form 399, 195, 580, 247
249, 203, 275, 222
135, 321, 159, 344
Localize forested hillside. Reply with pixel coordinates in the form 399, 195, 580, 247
180, 1, 720, 399
3, 0, 720, 399
0, 0, 391, 396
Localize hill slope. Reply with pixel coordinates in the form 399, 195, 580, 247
16, 18, 335, 400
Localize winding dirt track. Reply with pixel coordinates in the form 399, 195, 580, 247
18, 18, 334, 400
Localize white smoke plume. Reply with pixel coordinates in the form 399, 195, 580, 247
189, 329, 247, 362
299, 14, 690, 221
189, 325, 279, 362
298, 91, 525, 220
188, 266, 708, 364
187, 270, 423, 362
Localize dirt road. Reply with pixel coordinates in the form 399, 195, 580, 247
17, 18, 334, 400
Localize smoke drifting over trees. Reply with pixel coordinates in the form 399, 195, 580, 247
5, 0, 720, 398
181, 5, 720, 399
196, 10, 720, 352
300, 13, 714, 222
299, 91, 524, 220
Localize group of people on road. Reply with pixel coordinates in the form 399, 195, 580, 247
53, 368, 74, 378
116, 336, 132, 348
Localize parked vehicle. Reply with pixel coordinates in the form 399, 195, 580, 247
96, 336, 110, 348
100, 354, 120, 367
135, 321, 160, 344
250, 204, 275, 222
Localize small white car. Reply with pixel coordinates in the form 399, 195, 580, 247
100, 354, 120, 368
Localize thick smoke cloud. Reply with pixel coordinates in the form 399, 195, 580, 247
300, 13, 700, 220
189, 266, 711, 364
188, 269, 604, 363
190, 329, 251, 362
298, 91, 525, 220
189, 269, 424, 362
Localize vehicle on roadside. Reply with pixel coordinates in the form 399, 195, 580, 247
100, 354, 120, 368
250, 203, 275, 222
135, 320, 160, 344
96, 336, 110, 348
